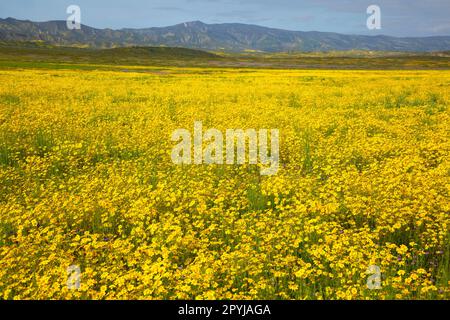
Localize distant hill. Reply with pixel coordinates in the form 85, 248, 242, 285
1, 17, 450, 52
0, 41, 224, 68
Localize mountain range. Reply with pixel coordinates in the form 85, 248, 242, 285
1, 17, 450, 52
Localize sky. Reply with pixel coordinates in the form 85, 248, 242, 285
1, 0, 449, 37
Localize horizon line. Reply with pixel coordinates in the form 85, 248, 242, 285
2, 16, 450, 39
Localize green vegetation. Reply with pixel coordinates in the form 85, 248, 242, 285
0, 42, 449, 70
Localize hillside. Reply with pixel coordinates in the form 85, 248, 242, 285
1, 18, 450, 52
0, 42, 449, 70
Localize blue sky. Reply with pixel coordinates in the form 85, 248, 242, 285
1, 0, 449, 36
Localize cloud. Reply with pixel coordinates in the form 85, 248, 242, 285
215, 10, 253, 18
153, 6, 186, 12
429, 22, 450, 33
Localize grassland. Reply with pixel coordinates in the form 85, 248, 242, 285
1, 42, 450, 70
0, 45, 449, 299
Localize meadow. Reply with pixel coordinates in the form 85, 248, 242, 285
0, 62, 449, 299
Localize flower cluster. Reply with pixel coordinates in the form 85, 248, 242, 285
0, 67, 448, 299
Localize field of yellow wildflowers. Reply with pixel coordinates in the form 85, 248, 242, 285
0, 66, 449, 299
